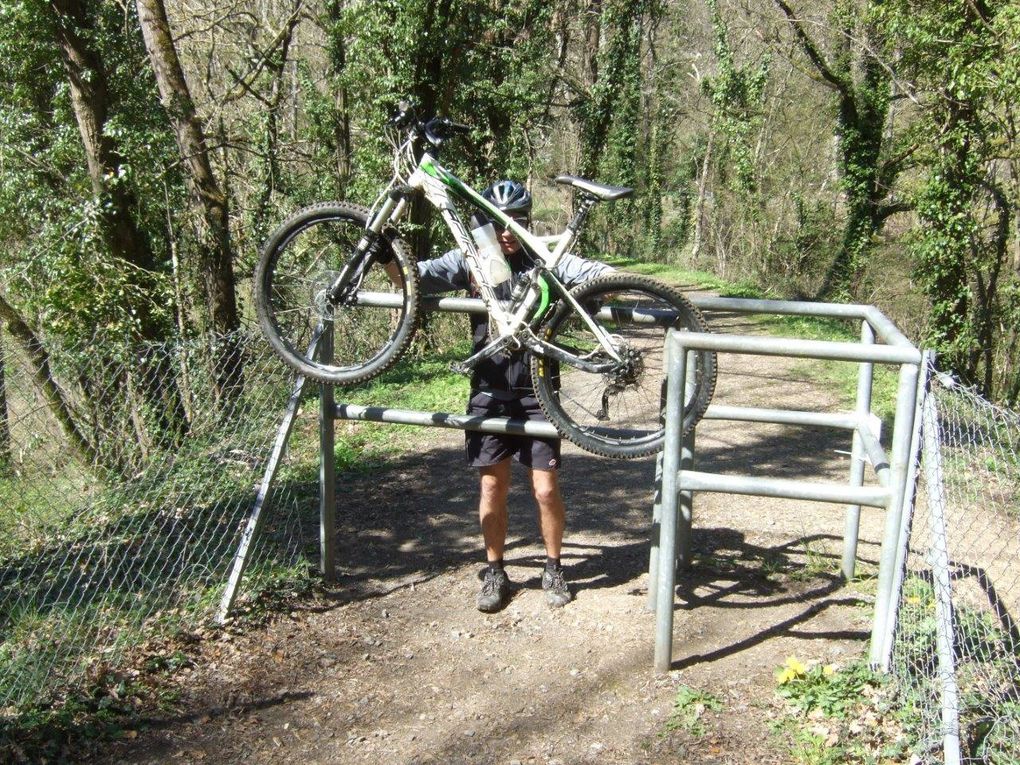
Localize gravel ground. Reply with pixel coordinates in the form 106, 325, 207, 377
94, 307, 884, 765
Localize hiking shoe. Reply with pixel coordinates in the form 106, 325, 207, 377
476, 568, 511, 612
542, 567, 573, 608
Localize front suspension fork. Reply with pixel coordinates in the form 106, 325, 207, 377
327, 191, 408, 306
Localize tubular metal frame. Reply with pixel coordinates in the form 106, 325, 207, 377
219, 292, 921, 680
651, 298, 921, 672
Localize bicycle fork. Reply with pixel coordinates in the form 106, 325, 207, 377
325, 190, 408, 308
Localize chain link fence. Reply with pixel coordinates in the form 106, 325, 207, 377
0, 328, 320, 711
891, 355, 1020, 763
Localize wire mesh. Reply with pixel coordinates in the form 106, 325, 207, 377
891, 356, 1020, 763
0, 328, 320, 710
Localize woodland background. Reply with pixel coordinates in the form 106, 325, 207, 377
1, 0, 1019, 470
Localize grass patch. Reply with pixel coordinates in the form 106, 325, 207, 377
605, 258, 755, 295
772, 655, 911, 764
664, 684, 723, 737
893, 574, 1020, 762
787, 538, 841, 582
327, 339, 473, 458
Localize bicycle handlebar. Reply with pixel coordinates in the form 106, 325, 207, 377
387, 100, 470, 149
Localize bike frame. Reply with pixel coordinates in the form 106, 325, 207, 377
360, 147, 622, 372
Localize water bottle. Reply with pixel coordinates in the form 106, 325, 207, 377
470, 222, 512, 285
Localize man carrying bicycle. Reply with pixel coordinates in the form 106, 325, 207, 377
416, 180, 613, 613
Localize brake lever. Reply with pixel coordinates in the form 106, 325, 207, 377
444, 119, 472, 134
387, 99, 418, 128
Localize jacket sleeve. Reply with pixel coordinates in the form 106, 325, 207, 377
552, 253, 615, 290
416, 249, 470, 294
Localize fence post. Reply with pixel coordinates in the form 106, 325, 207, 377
649, 336, 696, 609
319, 319, 336, 582
869, 361, 920, 666
676, 427, 695, 571
654, 329, 687, 673
647, 451, 664, 613
919, 361, 963, 765
842, 321, 874, 579
216, 358, 314, 623
879, 351, 931, 668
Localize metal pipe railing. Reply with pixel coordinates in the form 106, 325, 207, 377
335, 402, 561, 438
228, 291, 922, 676
844, 321, 876, 577
653, 316, 920, 672
674, 470, 891, 507
357, 291, 921, 353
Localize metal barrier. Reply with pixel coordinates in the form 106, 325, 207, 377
651, 297, 922, 672
218, 293, 921, 680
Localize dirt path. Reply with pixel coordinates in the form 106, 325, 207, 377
95, 306, 884, 765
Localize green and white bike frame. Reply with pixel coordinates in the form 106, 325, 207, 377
353, 148, 623, 374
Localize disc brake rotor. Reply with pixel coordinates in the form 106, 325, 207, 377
596, 343, 643, 420
312, 270, 342, 317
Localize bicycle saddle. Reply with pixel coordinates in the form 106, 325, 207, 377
554, 175, 634, 201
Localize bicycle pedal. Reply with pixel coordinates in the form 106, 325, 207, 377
449, 362, 471, 375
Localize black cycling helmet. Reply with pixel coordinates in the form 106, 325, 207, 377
482, 179, 532, 216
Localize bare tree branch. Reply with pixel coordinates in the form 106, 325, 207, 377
771, 0, 850, 98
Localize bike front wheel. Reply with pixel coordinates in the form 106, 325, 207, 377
254, 201, 419, 385
531, 273, 716, 459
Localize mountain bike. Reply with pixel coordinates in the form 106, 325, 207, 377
254, 102, 716, 459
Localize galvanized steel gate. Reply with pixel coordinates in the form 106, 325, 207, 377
217, 293, 922, 684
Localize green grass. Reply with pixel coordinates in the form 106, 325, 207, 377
772, 655, 911, 764
325, 339, 473, 458
664, 684, 724, 737
0, 466, 94, 562
605, 257, 754, 295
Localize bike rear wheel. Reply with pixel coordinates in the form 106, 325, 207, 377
531, 273, 716, 459
254, 201, 419, 385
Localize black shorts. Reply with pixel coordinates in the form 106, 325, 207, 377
465, 392, 561, 471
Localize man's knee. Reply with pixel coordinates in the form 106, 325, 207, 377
530, 470, 562, 507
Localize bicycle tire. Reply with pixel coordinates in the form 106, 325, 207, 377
254, 201, 419, 385
531, 273, 716, 459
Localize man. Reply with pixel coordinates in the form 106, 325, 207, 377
416, 180, 612, 612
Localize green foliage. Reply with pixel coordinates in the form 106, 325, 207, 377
874, 0, 1020, 399
0, 0, 183, 346
773, 655, 910, 764
703, 0, 770, 197
894, 574, 1020, 762
776, 657, 879, 717
665, 684, 723, 736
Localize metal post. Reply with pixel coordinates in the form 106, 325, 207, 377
677, 427, 695, 570
654, 329, 687, 673
920, 368, 962, 765
842, 322, 874, 579
319, 319, 336, 582
676, 349, 698, 571
647, 450, 664, 613
880, 351, 931, 667
869, 361, 919, 666
216, 364, 313, 623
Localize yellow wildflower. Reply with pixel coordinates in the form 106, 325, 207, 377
784, 656, 808, 675
775, 655, 808, 685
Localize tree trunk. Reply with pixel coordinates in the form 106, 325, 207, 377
0, 295, 98, 467
135, 0, 242, 399
0, 324, 10, 468
49, 0, 158, 280
691, 133, 714, 263
47, 0, 189, 443
772, 1, 892, 301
